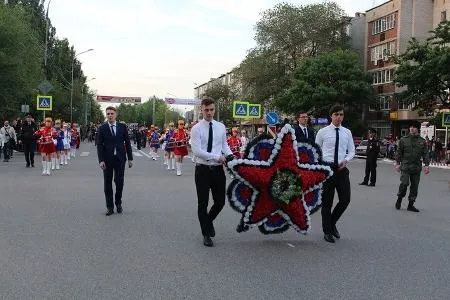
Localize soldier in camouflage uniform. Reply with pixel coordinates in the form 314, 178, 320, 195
394, 123, 430, 212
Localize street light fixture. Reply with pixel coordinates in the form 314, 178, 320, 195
70, 48, 94, 123
82, 77, 96, 125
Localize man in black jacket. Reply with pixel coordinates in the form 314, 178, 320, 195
359, 128, 380, 186
293, 111, 315, 144
97, 107, 133, 216
20, 114, 37, 168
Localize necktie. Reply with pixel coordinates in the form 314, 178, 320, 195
334, 127, 339, 165
110, 125, 115, 137
207, 122, 213, 153
303, 128, 307, 138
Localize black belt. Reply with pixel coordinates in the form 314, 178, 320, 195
196, 164, 222, 170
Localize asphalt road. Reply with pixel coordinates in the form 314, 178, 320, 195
1, 143, 449, 300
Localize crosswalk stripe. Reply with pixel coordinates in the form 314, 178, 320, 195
80, 152, 89, 157
133, 152, 143, 157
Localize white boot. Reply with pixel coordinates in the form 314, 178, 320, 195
51, 157, 56, 170
64, 154, 68, 164
55, 157, 60, 169
42, 160, 46, 175
153, 152, 157, 161
176, 162, 182, 176
171, 158, 176, 170
46, 161, 52, 175
67, 152, 71, 160
164, 157, 168, 166
60, 155, 64, 165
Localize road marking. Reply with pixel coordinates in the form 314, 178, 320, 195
133, 152, 143, 157
80, 152, 89, 157
287, 243, 295, 248
138, 150, 151, 159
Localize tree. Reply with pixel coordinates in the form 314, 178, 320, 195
277, 50, 373, 129
234, 2, 350, 105
0, 4, 43, 121
395, 21, 450, 110
116, 96, 182, 128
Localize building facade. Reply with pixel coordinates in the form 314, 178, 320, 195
364, 0, 437, 138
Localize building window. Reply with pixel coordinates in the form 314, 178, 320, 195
398, 99, 414, 110
372, 13, 396, 35
441, 11, 447, 22
370, 41, 396, 65
380, 95, 391, 110
372, 69, 395, 85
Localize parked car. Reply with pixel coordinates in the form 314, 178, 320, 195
355, 140, 386, 158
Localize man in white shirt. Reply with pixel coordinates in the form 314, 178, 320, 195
315, 104, 355, 243
191, 96, 233, 247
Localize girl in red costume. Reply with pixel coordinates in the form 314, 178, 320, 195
35, 117, 57, 175
173, 120, 189, 176
227, 127, 242, 158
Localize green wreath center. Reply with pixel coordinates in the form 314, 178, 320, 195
270, 169, 302, 205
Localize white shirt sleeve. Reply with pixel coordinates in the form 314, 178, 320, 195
315, 129, 324, 149
191, 125, 221, 162
344, 129, 355, 162
222, 127, 233, 157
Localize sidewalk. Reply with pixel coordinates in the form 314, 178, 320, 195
382, 158, 450, 169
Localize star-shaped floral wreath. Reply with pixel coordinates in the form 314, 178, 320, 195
226, 124, 333, 235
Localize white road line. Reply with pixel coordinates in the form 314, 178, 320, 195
80, 152, 89, 157
138, 149, 151, 159
287, 243, 295, 248
133, 152, 143, 157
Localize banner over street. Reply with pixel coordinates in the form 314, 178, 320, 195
96, 95, 141, 103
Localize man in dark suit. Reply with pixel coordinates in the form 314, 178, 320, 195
293, 111, 315, 144
20, 113, 37, 167
97, 106, 133, 216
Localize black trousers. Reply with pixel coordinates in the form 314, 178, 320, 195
195, 164, 226, 236
363, 156, 377, 184
103, 156, 126, 209
321, 167, 351, 234
23, 140, 35, 165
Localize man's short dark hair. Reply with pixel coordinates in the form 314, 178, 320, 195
329, 104, 344, 116
201, 96, 215, 106
296, 111, 307, 118
105, 106, 117, 112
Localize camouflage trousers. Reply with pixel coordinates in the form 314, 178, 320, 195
397, 171, 421, 202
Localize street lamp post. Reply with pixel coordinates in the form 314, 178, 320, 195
82, 77, 96, 125
70, 48, 94, 123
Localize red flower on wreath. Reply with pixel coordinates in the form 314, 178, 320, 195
227, 124, 332, 233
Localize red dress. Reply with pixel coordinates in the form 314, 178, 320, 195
173, 129, 188, 157
35, 127, 56, 154
227, 136, 242, 158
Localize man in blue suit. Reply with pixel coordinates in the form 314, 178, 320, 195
97, 106, 133, 216
293, 111, 315, 144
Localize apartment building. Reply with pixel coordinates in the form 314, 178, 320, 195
365, 0, 435, 138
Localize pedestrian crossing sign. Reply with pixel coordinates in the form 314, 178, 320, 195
248, 104, 261, 118
442, 112, 450, 127
37, 95, 52, 111
233, 101, 249, 118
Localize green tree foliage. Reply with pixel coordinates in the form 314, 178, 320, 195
0, 4, 43, 121
0, 1, 102, 123
116, 96, 182, 128
395, 21, 450, 110
277, 50, 373, 129
234, 2, 350, 105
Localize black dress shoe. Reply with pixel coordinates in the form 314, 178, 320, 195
31, 164, 35, 168
105, 209, 114, 216
324, 233, 335, 243
368, 183, 375, 186
332, 225, 340, 239
203, 236, 213, 247
210, 223, 215, 237
359, 182, 368, 186
407, 204, 420, 212
116, 206, 123, 214
26, 164, 30, 168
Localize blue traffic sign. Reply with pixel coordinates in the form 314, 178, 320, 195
233, 101, 249, 118
265, 112, 279, 125
248, 104, 261, 118
37, 95, 53, 111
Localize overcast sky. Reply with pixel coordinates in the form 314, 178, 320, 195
50, 0, 379, 102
